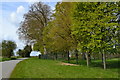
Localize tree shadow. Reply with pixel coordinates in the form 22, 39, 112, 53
63, 58, 120, 70
90, 59, 120, 69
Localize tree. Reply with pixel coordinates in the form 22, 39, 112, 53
115, 2, 120, 56
17, 2, 51, 55
24, 45, 32, 57
91, 2, 118, 69
17, 49, 22, 56
72, 2, 118, 69
42, 2, 79, 63
17, 45, 32, 57
17, 49, 25, 57
2, 40, 17, 58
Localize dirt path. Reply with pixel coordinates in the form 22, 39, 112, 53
61, 62, 79, 66
0, 58, 28, 79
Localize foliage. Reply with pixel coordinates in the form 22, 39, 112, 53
24, 45, 32, 57
72, 2, 118, 53
17, 2, 120, 69
42, 2, 77, 58
17, 2, 51, 54
17, 45, 32, 57
72, 2, 119, 68
2, 40, 17, 58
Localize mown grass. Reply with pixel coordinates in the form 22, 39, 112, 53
10, 58, 119, 78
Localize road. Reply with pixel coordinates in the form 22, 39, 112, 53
0, 58, 28, 79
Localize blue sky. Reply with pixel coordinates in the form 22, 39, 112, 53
0, 2, 57, 53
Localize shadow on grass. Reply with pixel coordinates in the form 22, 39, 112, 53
62, 58, 120, 70
91, 59, 120, 69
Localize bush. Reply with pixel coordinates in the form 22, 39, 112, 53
11, 58, 17, 60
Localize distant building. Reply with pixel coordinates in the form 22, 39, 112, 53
30, 51, 41, 56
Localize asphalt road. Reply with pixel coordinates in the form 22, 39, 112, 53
0, 58, 28, 79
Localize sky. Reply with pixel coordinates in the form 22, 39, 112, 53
0, 1, 57, 55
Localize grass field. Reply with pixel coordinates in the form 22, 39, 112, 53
10, 58, 119, 78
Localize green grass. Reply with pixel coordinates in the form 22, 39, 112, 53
2, 58, 11, 61
0, 57, 2, 62
0, 56, 17, 62
10, 58, 119, 78
63, 58, 120, 73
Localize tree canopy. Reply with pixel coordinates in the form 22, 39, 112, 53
2, 40, 17, 58
17, 2, 120, 69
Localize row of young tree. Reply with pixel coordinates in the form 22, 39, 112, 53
18, 2, 120, 69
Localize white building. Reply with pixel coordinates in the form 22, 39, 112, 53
30, 51, 41, 56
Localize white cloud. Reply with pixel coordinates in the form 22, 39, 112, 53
10, 12, 17, 23
9, 6, 26, 49
0, 5, 26, 50
10, 6, 25, 24
1, 19, 25, 49
17, 6, 25, 14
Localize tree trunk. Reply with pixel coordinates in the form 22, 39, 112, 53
88, 53, 91, 63
103, 50, 106, 69
101, 53, 103, 64
62, 53, 64, 58
86, 53, 89, 67
67, 51, 70, 63
43, 45, 47, 55
54, 53, 57, 60
82, 53, 86, 60
75, 49, 78, 64
38, 54, 41, 59
43, 44, 47, 59
8, 55, 11, 58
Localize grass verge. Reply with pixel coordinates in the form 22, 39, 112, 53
10, 58, 119, 78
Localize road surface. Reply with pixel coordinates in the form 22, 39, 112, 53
0, 58, 28, 79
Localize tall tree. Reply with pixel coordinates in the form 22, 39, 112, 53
72, 2, 118, 69
43, 2, 78, 62
17, 2, 51, 54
